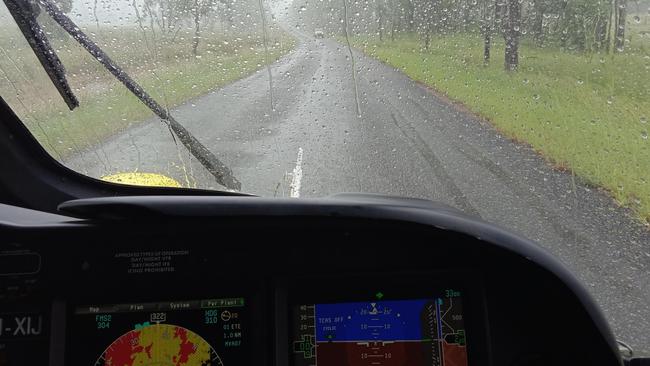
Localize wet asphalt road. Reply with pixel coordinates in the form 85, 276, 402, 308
66, 32, 650, 351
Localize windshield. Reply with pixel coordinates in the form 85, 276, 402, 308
0, 0, 649, 354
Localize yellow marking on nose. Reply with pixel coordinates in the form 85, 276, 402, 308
101, 172, 182, 188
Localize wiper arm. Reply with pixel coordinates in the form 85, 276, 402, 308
3, 0, 78, 109
3, 0, 242, 191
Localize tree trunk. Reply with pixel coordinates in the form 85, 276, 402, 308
377, 4, 384, 41
606, 0, 614, 52
192, 0, 201, 56
503, 0, 520, 71
424, 28, 430, 50
532, 0, 544, 46
504, 34, 519, 71
595, 16, 607, 51
481, 0, 493, 65
484, 27, 491, 64
405, 0, 415, 32
462, 0, 470, 32
614, 0, 627, 52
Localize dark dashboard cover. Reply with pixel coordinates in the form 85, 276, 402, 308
0, 194, 624, 366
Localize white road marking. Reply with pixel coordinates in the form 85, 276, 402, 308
290, 147, 304, 198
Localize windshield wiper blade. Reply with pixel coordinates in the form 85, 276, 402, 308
3, 0, 78, 109
4, 0, 242, 191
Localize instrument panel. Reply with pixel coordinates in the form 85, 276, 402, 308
0, 243, 487, 366
59, 280, 478, 366
0, 197, 623, 366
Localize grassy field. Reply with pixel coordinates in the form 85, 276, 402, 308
348, 31, 650, 222
0, 26, 295, 160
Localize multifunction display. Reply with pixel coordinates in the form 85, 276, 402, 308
71, 297, 246, 366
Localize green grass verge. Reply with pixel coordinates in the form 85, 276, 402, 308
1, 28, 295, 160
31, 46, 293, 159
348, 34, 650, 223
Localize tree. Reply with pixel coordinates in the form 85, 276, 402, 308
614, 0, 627, 52
389, 0, 403, 41
138, 0, 219, 53
375, 0, 388, 41
402, 0, 415, 33
217, 0, 236, 29
412, 0, 439, 49
480, 0, 494, 64
530, 0, 551, 46
556, 0, 610, 52
142, 0, 187, 39
503, 0, 520, 71
190, 0, 217, 55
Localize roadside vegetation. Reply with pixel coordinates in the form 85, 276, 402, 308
295, 0, 650, 222
352, 34, 650, 221
0, 1, 294, 160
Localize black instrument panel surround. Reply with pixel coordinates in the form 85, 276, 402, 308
0, 196, 623, 366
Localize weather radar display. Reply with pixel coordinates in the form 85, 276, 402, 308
292, 293, 467, 366
71, 298, 246, 366
94, 324, 221, 366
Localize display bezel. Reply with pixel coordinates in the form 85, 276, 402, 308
277, 270, 491, 366
64, 281, 266, 366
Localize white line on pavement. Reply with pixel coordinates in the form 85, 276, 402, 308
290, 147, 304, 198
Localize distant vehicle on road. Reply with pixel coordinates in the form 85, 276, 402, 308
314, 29, 324, 38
